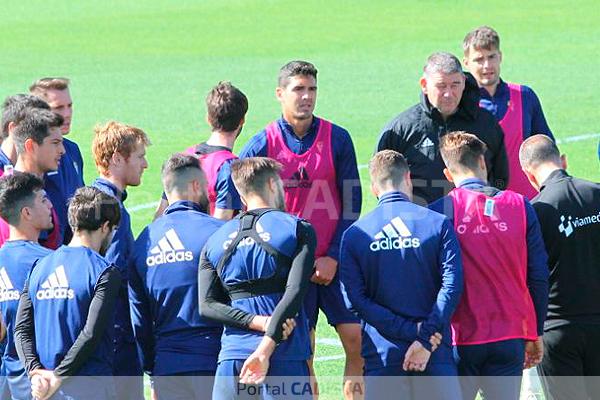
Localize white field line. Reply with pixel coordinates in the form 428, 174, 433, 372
128, 132, 600, 213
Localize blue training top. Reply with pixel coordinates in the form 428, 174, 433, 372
340, 191, 463, 369
0, 241, 51, 376
27, 246, 113, 376
129, 201, 224, 375
202, 210, 311, 362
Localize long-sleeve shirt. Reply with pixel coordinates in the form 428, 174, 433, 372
429, 178, 549, 336
340, 191, 463, 368
478, 80, 553, 140
239, 116, 362, 261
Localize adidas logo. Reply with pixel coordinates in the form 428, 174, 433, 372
222, 222, 271, 250
36, 265, 75, 300
370, 217, 420, 252
146, 229, 193, 267
285, 166, 311, 189
0, 267, 20, 301
420, 137, 435, 148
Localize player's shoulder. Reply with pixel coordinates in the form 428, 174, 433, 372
239, 129, 268, 158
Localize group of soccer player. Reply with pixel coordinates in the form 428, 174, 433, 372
0, 25, 598, 400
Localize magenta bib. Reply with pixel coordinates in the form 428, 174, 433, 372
449, 187, 537, 345
266, 119, 341, 257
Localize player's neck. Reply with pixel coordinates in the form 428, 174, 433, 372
453, 172, 487, 187
482, 82, 499, 97
0, 139, 17, 164
101, 172, 126, 193
534, 165, 562, 188
8, 225, 40, 242
69, 232, 102, 253
14, 157, 44, 179
284, 114, 313, 139
206, 131, 235, 150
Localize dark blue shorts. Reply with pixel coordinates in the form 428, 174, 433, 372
364, 363, 461, 400
304, 275, 359, 329
213, 359, 311, 400
454, 339, 525, 400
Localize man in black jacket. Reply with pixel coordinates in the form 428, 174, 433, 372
519, 134, 600, 400
376, 52, 508, 204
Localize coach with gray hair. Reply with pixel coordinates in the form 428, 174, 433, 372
376, 51, 508, 204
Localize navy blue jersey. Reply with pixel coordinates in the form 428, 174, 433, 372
129, 201, 224, 375
0, 241, 51, 375
91, 178, 135, 343
45, 138, 85, 243
239, 117, 362, 261
27, 246, 114, 375
340, 192, 463, 369
203, 210, 311, 362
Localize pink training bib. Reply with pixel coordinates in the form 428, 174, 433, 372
185, 146, 237, 216
266, 118, 341, 258
499, 83, 538, 200
449, 187, 537, 345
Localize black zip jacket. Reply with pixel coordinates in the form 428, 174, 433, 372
531, 169, 600, 330
376, 73, 509, 204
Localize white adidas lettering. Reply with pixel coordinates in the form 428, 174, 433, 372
146, 229, 193, 266
370, 217, 421, 251
36, 265, 75, 300
0, 267, 20, 301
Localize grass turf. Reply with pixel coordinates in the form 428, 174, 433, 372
2, 1, 599, 398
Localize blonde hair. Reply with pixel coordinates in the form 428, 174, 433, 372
92, 121, 150, 175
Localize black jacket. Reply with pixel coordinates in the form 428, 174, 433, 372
531, 169, 600, 329
376, 73, 509, 204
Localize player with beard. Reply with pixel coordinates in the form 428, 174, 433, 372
14, 186, 122, 400
199, 157, 316, 399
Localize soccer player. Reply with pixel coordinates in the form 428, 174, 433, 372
0, 173, 54, 399
129, 154, 224, 399
340, 150, 463, 400
429, 132, 549, 400
14, 186, 121, 400
239, 61, 363, 397
154, 81, 247, 220
519, 135, 600, 400
0, 108, 65, 249
0, 94, 51, 175
463, 26, 554, 199
199, 157, 316, 400
91, 121, 150, 400
376, 52, 509, 205
30, 78, 85, 244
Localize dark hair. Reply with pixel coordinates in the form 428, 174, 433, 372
369, 150, 410, 190
439, 131, 487, 173
206, 81, 248, 132
463, 26, 500, 54
1, 94, 50, 139
161, 153, 206, 194
278, 60, 318, 87
0, 173, 45, 226
231, 157, 282, 198
519, 134, 561, 170
68, 186, 121, 232
12, 108, 63, 154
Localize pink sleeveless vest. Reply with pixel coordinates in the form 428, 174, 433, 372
449, 187, 537, 345
266, 119, 341, 257
499, 83, 538, 199
185, 145, 237, 215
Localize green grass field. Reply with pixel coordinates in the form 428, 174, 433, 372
2, 1, 599, 398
